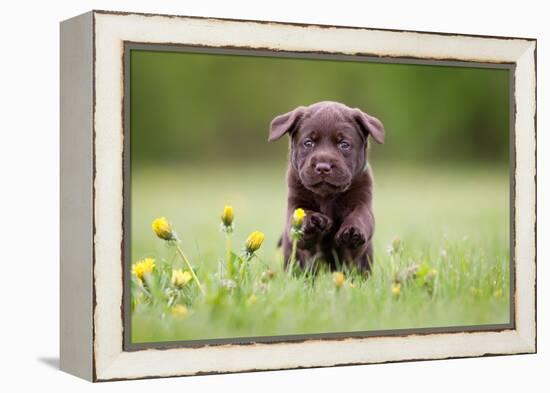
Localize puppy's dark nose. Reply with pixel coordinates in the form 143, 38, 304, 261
315, 162, 332, 174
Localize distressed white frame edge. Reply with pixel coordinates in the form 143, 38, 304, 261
61, 10, 536, 382
60, 11, 94, 381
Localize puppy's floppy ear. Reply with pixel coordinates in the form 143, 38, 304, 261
268, 106, 307, 142
352, 108, 385, 144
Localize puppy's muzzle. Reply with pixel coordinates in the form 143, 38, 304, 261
314, 162, 333, 175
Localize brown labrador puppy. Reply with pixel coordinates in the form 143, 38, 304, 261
269, 101, 384, 273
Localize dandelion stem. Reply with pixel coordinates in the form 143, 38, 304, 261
289, 237, 298, 273
239, 254, 251, 283
175, 245, 205, 295
239, 259, 246, 282
225, 233, 233, 276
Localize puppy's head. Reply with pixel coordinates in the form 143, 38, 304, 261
269, 101, 384, 197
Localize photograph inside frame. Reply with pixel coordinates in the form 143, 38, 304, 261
125, 45, 512, 346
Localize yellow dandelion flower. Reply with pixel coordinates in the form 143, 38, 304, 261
245, 231, 265, 254
171, 304, 188, 318
493, 288, 504, 299
391, 282, 401, 296
171, 269, 192, 288
221, 205, 234, 228
292, 208, 306, 228
131, 258, 156, 281
246, 294, 257, 306
151, 217, 174, 240
333, 272, 345, 288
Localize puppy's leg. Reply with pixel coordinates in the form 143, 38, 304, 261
283, 210, 332, 270
300, 212, 332, 248
335, 209, 374, 274
358, 241, 373, 273
337, 240, 371, 273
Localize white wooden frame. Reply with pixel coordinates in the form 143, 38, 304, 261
60, 10, 536, 382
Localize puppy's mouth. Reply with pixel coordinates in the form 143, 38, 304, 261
303, 179, 350, 195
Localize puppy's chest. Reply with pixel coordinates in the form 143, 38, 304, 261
317, 199, 346, 224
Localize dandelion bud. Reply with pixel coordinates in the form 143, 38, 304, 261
245, 231, 265, 255
391, 282, 401, 296
221, 205, 234, 227
152, 217, 175, 241
246, 294, 257, 306
131, 258, 156, 281
333, 272, 345, 288
261, 269, 277, 282
171, 304, 188, 318
290, 208, 306, 240
171, 269, 192, 288
392, 237, 402, 252
292, 208, 306, 229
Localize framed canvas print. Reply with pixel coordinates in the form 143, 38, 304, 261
60, 10, 537, 381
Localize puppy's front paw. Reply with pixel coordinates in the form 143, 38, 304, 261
303, 212, 332, 238
336, 226, 366, 249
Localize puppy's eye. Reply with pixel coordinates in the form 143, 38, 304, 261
303, 138, 314, 148
338, 140, 351, 150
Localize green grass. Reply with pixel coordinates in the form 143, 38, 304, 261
130, 163, 510, 343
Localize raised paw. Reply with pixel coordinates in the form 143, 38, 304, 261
303, 212, 332, 238
336, 226, 366, 249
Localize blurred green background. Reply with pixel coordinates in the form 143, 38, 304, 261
129, 49, 510, 342
130, 50, 510, 167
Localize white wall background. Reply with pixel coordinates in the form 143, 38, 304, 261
0, 0, 545, 390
